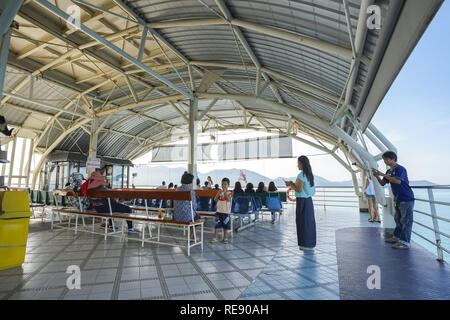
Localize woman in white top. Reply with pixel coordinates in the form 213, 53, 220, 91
365, 176, 380, 223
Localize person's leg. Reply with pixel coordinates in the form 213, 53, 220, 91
372, 199, 380, 222
111, 201, 133, 229
211, 213, 221, 242
367, 197, 374, 221
303, 197, 316, 249
392, 204, 402, 239
222, 214, 231, 242
398, 201, 414, 246
295, 199, 305, 247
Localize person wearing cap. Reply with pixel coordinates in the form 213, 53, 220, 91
81, 171, 137, 233
173, 172, 199, 240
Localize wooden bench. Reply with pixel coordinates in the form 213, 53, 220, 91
52, 189, 204, 256
124, 189, 239, 237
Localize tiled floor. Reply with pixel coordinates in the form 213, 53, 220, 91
1, 203, 442, 300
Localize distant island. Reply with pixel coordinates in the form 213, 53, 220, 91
130, 165, 436, 187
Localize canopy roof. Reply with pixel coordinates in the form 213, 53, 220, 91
1, 0, 443, 162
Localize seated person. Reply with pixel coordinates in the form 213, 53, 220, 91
268, 181, 278, 192
81, 171, 137, 232
173, 172, 198, 223
245, 182, 255, 193
233, 181, 244, 195
256, 182, 267, 193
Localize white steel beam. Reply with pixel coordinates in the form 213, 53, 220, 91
148, 18, 353, 58
34, 0, 193, 99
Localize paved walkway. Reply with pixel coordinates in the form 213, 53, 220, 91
0, 204, 447, 300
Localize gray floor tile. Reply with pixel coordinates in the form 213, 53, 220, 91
141, 286, 163, 298
118, 289, 141, 300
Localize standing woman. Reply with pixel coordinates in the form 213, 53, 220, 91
285, 156, 316, 251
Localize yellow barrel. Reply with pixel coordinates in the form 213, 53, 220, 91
0, 191, 32, 270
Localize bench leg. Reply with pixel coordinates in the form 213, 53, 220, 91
42, 205, 46, 223
141, 223, 146, 247
105, 218, 108, 240
92, 217, 95, 232
68, 215, 71, 229
201, 224, 203, 251
148, 223, 152, 238
82, 216, 86, 227
157, 224, 160, 242
75, 215, 78, 234
193, 225, 197, 243
50, 210, 53, 230
187, 225, 191, 256
230, 216, 233, 238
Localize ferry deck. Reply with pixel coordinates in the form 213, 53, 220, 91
0, 0, 449, 301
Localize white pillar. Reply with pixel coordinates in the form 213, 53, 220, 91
7, 137, 16, 186
88, 117, 98, 177
188, 98, 198, 177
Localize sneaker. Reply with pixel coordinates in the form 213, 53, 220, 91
222, 238, 229, 244
209, 238, 219, 244
384, 236, 399, 244
128, 227, 139, 233
392, 242, 409, 249
299, 246, 314, 251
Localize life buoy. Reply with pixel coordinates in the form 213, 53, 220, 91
287, 187, 296, 202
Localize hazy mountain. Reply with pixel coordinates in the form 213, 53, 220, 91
130, 165, 436, 187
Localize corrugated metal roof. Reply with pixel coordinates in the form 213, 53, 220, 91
4, 0, 441, 162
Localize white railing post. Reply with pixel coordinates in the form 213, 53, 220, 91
427, 188, 444, 261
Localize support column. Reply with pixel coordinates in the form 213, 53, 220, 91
334, 126, 396, 231
18, 137, 26, 187
0, 0, 23, 98
88, 117, 99, 177
7, 136, 16, 186
188, 98, 198, 177
25, 139, 34, 188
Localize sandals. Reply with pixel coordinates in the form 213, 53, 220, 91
222, 238, 229, 244
368, 218, 374, 222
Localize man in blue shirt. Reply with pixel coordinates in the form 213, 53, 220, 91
372, 151, 415, 249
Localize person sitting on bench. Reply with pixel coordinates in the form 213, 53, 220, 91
81, 171, 137, 233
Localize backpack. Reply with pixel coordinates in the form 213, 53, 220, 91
67, 173, 90, 211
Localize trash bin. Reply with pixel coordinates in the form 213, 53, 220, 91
0, 191, 32, 270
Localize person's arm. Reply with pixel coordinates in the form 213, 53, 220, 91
285, 179, 303, 193
372, 169, 388, 186
214, 190, 221, 202
364, 178, 369, 191
372, 169, 401, 185
224, 190, 232, 201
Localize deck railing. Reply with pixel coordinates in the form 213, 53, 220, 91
409, 185, 450, 262
103, 184, 450, 262
311, 185, 449, 262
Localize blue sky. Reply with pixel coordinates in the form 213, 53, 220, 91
372, 0, 450, 184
